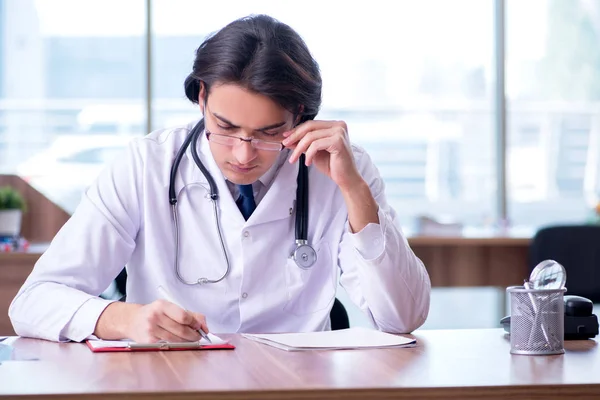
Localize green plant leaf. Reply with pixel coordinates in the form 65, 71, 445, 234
0, 186, 27, 212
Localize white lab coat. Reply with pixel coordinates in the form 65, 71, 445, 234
9, 121, 431, 342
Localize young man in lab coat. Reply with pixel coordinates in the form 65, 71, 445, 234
9, 15, 431, 343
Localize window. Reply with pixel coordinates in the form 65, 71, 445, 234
152, 0, 496, 229
3, 0, 598, 230
0, 0, 145, 213
507, 0, 600, 226
57, 147, 126, 164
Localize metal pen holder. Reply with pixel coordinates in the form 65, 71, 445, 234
507, 285, 566, 355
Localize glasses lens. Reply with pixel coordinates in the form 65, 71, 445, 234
208, 132, 236, 146
253, 140, 283, 151
208, 132, 282, 151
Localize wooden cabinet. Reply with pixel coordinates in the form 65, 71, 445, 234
409, 236, 530, 287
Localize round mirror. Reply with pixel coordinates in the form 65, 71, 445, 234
529, 259, 566, 290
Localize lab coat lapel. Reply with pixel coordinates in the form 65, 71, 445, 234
247, 159, 298, 226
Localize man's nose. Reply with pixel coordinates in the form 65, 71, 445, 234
232, 137, 257, 164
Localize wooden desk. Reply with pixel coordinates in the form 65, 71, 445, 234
1, 329, 598, 400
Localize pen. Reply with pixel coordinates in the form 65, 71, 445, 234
156, 285, 212, 344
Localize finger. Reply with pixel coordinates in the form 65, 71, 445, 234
304, 136, 337, 166
288, 129, 332, 164
157, 313, 202, 342
190, 312, 209, 334
159, 301, 205, 340
154, 325, 195, 343
292, 126, 344, 164
283, 120, 339, 145
160, 300, 195, 326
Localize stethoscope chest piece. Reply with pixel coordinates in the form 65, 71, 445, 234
292, 240, 317, 269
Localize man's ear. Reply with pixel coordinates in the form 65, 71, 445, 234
198, 82, 207, 114
294, 105, 305, 126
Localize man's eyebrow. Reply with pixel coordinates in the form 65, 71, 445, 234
254, 121, 287, 132
213, 112, 286, 131
212, 113, 240, 128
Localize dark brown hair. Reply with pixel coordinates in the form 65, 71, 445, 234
184, 14, 322, 123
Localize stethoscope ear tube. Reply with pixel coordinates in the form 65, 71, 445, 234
169, 119, 214, 204
190, 119, 219, 201
293, 154, 316, 269
295, 154, 307, 242
170, 119, 230, 285
169, 124, 197, 205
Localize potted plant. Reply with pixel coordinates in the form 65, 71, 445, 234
0, 185, 26, 237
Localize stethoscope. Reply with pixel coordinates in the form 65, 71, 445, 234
168, 119, 317, 286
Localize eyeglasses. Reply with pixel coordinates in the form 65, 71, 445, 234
206, 130, 284, 152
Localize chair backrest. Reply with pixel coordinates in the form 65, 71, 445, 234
330, 298, 350, 330
112, 268, 351, 329
529, 225, 600, 303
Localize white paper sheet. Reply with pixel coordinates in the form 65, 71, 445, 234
87, 333, 226, 349
242, 327, 416, 351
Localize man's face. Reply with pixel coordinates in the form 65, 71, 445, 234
202, 83, 295, 185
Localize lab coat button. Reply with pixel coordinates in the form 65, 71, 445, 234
242, 292, 248, 299
243, 231, 250, 238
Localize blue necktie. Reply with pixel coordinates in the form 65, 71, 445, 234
236, 184, 256, 220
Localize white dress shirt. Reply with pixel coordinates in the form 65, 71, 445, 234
226, 149, 288, 207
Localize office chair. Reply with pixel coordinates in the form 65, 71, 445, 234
112, 268, 351, 330
330, 298, 350, 330
529, 225, 600, 303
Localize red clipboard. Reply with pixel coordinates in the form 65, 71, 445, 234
86, 340, 235, 353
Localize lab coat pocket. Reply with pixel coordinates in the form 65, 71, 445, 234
283, 242, 336, 316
